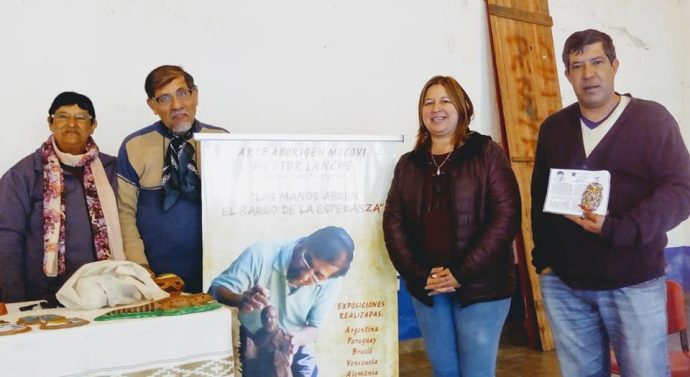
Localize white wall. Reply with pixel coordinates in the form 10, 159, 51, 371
550, 0, 685, 134
1, 0, 688, 243
549, 0, 690, 246
0, 0, 498, 174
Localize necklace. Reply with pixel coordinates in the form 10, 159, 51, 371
431, 152, 451, 176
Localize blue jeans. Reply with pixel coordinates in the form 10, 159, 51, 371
412, 294, 511, 377
541, 273, 669, 377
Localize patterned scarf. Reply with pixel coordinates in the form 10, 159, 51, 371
160, 126, 201, 211
42, 135, 125, 277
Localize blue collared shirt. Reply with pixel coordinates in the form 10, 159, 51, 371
209, 237, 342, 333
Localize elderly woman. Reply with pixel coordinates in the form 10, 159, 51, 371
383, 76, 521, 376
0, 92, 124, 303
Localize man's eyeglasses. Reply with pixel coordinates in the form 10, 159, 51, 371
301, 249, 322, 285
152, 88, 194, 105
51, 112, 92, 126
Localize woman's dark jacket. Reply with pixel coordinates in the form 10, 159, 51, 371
383, 132, 521, 306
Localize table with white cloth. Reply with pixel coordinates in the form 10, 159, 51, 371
0, 300, 234, 377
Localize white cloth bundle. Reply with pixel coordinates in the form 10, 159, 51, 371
56, 260, 169, 310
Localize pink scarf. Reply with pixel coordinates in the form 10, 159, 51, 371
41, 135, 124, 277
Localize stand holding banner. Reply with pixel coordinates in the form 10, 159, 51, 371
197, 133, 403, 377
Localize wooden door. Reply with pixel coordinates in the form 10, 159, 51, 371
486, 0, 562, 351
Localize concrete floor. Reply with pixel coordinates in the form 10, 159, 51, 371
400, 311, 689, 377
398, 286, 690, 376
399, 320, 561, 377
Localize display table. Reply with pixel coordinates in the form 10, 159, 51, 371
0, 301, 234, 377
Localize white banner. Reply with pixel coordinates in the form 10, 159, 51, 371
199, 134, 402, 377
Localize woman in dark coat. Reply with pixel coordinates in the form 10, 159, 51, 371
383, 76, 521, 377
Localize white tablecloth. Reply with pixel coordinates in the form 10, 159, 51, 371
0, 301, 234, 377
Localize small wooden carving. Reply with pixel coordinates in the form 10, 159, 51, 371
581, 180, 604, 211
17, 314, 66, 325
154, 273, 185, 296
100, 293, 214, 317
39, 317, 89, 330
0, 323, 31, 336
